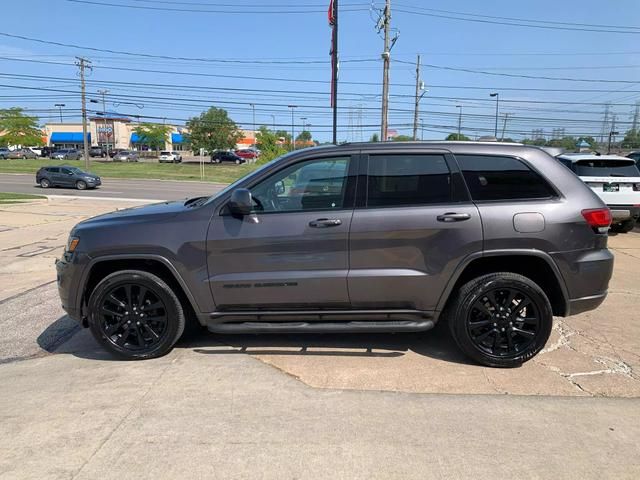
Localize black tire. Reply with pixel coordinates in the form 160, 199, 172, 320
611, 219, 636, 233
445, 272, 553, 368
87, 270, 185, 360
40, 178, 51, 188
76, 180, 87, 190
235, 159, 241, 164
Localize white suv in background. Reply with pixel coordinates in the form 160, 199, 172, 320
158, 151, 183, 163
558, 154, 640, 233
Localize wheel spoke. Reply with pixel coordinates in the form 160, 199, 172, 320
514, 301, 532, 318
137, 286, 148, 308
486, 291, 499, 310
143, 301, 163, 312
512, 327, 535, 338
101, 305, 121, 317
492, 330, 502, 348
108, 294, 126, 308
104, 318, 127, 336
133, 325, 146, 347
505, 289, 517, 309
123, 285, 133, 310
475, 328, 496, 342
506, 331, 514, 350
142, 323, 160, 339
474, 302, 493, 317
468, 319, 492, 331
144, 315, 167, 324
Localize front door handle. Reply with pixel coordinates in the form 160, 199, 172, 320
437, 212, 471, 223
309, 218, 342, 228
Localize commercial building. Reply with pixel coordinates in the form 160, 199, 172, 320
44, 114, 186, 151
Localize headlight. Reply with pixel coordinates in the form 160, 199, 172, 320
66, 235, 80, 253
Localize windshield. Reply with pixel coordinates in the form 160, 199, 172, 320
575, 160, 640, 177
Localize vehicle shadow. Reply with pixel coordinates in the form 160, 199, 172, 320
48, 315, 475, 366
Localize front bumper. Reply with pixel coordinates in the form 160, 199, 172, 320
55, 254, 88, 323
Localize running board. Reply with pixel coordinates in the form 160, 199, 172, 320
207, 320, 434, 334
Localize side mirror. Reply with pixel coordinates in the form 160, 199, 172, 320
275, 180, 285, 195
228, 188, 253, 216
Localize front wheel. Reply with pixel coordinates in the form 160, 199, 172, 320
40, 178, 50, 188
445, 272, 553, 368
87, 270, 185, 359
76, 180, 87, 190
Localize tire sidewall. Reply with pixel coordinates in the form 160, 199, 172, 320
76, 180, 87, 190
449, 274, 553, 368
87, 271, 183, 360
40, 178, 50, 188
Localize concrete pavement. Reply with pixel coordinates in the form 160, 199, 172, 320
0, 173, 225, 200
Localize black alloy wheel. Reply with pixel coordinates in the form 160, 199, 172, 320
467, 287, 540, 358
98, 283, 169, 352
447, 272, 552, 368
88, 270, 185, 359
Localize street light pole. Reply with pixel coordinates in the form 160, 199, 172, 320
288, 105, 297, 150
456, 105, 463, 139
490, 92, 499, 138
54, 104, 65, 123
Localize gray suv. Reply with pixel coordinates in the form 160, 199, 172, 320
56, 142, 614, 367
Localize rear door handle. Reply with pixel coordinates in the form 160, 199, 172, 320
309, 218, 342, 228
437, 212, 471, 222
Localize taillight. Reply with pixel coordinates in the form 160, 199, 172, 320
582, 208, 612, 233
633, 184, 640, 191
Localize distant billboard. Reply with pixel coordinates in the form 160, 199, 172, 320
97, 120, 115, 144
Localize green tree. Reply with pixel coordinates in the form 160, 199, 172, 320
296, 130, 312, 142
0, 108, 44, 147
392, 134, 414, 141
546, 136, 577, 150
370, 133, 379, 142
445, 133, 470, 141
522, 137, 547, 146
133, 123, 172, 152
186, 107, 242, 153
622, 129, 640, 149
256, 125, 288, 163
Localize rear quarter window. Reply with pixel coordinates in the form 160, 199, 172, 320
457, 154, 556, 202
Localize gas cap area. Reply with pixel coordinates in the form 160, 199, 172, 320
513, 213, 545, 233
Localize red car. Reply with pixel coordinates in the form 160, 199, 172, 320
235, 149, 258, 160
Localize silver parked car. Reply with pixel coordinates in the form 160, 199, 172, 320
56, 142, 613, 366
51, 149, 82, 160
112, 150, 139, 162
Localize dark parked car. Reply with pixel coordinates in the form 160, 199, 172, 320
112, 150, 139, 162
90, 146, 108, 158
7, 148, 38, 159
212, 151, 245, 164
40, 146, 58, 158
57, 142, 613, 366
36, 166, 101, 190
51, 149, 82, 160
0, 147, 10, 159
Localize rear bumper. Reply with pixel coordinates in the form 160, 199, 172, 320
551, 248, 614, 316
608, 204, 640, 222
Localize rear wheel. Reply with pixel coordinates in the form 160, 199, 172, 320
88, 270, 185, 360
611, 219, 636, 233
40, 178, 50, 188
235, 159, 241, 164
445, 272, 553, 368
76, 180, 87, 190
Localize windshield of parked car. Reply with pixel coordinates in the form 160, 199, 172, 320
575, 159, 640, 177
161, 151, 170, 155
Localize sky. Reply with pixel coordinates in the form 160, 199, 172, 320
1, 0, 639, 143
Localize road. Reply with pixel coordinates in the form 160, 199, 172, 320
0, 173, 226, 201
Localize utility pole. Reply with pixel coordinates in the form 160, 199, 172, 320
54, 103, 65, 123
456, 105, 463, 139
632, 101, 640, 131
249, 103, 256, 135
412, 54, 424, 141
600, 103, 610, 145
76, 57, 91, 170
608, 115, 618, 154
501, 113, 511, 141
490, 92, 499, 138
98, 89, 109, 158
288, 105, 297, 150
330, 0, 338, 144
380, 0, 391, 141
270, 114, 276, 130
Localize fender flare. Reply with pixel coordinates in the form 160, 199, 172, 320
435, 249, 570, 314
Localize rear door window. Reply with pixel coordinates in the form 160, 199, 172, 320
47, 167, 60, 173
366, 154, 451, 207
457, 154, 556, 201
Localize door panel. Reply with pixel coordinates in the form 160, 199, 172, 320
206, 155, 356, 310
348, 152, 483, 311
348, 205, 482, 311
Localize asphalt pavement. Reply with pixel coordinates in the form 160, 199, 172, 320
0, 173, 226, 201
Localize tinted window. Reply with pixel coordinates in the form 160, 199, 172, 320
47, 167, 60, 173
367, 154, 451, 207
251, 157, 350, 212
457, 155, 555, 201
574, 159, 640, 177
60, 168, 72, 175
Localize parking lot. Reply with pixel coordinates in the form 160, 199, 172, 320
1, 195, 639, 478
